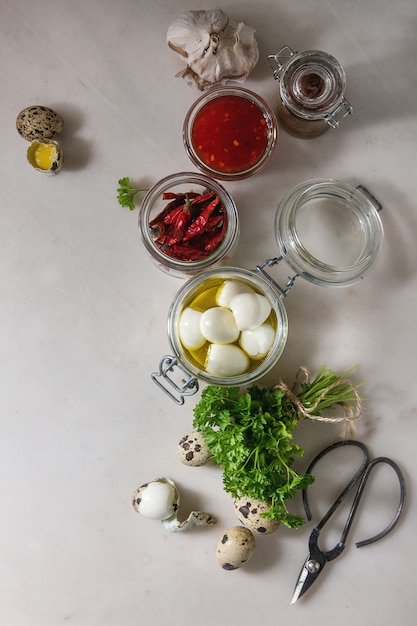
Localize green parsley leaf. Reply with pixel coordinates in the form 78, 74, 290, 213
192, 367, 362, 529
117, 177, 147, 211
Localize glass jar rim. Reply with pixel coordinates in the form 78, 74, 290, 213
183, 86, 278, 181
138, 172, 239, 276
167, 266, 288, 385
274, 179, 384, 287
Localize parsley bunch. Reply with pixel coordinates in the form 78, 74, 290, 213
192, 367, 362, 528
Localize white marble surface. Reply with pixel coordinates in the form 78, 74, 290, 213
1, 0, 415, 624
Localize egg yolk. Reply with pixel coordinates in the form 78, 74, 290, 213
34, 143, 56, 170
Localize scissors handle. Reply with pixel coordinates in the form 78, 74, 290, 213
351, 456, 406, 548
303, 440, 369, 528
303, 440, 406, 553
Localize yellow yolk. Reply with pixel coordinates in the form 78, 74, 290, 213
34, 143, 55, 170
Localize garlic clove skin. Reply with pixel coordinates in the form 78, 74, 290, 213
167, 9, 228, 63
167, 9, 259, 90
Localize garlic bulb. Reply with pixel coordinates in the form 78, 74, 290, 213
167, 9, 259, 90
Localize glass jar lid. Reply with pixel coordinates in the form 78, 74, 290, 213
274, 179, 384, 287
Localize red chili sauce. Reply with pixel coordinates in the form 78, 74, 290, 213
191, 95, 269, 174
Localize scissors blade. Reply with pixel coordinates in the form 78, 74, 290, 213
291, 554, 326, 604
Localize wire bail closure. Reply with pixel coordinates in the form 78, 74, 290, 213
255, 256, 299, 298
152, 356, 199, 404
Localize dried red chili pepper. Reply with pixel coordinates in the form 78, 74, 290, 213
204, 214, 228, 252
189, 190, 216, 207
149, 192, 199, 227
149, 189, 228, 262
164, 242, 211, 261
183, 196, 220, 241
149, 197, 184, 227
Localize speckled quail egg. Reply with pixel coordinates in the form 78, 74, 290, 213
179, 307, 206, 350
216, 280, 254, 308
200, 306, 239, 344
239, 323, 275, 359
216, 526, 256, 570
205, 343, 249, 377
234, 497, 280, 534
229, 292, 272, 331
26, 139, 64, 174
132, 478, 179, 520
16, 105, 64, 141
176, 430, 211, 466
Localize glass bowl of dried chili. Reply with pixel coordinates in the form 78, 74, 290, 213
138, 172, 240, 277
183, 86, 278, 181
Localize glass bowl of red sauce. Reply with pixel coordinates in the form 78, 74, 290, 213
183, 87, 279, 181
139, 172, 240, 278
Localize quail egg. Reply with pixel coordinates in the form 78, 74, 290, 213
205, 343, 249, 377
216, 280, 254, 308
234, 497, 280, 534
26, 139, 64, 174
229, 292, 272, 330
16, 105, 64, 141
216, 526, 256, 570
239, 323, 275, 359
179, 307, 206, 350
200, 306, 239, 344
176, 430, 211, 466
132, 478, 179, 520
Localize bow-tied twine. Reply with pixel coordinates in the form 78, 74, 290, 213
274, 366, 363, 438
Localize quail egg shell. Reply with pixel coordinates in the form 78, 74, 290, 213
229, 292, 272, 331
216, 280, 254, 308
200, 307, 239, 344
179, 307, 206, 349
216, 526, 256, 570
234, 497, 280, 534
239, 323, 275, 359
205, 343, 249, 377
26, 139, 64, 173
16, 105, 64, 141
176, 431, 211, 466
132, 479, 178, 520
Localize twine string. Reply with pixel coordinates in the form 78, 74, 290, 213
274, 366, 363, 438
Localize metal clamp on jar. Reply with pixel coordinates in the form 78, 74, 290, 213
152, 180, 383, 404
268, 46, 352, 139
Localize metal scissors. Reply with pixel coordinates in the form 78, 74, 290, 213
291, 439, 406, 604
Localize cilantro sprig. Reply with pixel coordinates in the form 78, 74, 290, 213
192, 367, 362, 528
117, 177, 148, 210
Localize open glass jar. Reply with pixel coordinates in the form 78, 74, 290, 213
268, 46, 352, 139
138, 172, 239, 278
152, 179, 383, 404
183, 86, 278, 180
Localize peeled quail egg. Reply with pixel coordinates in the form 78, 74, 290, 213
176, 430, 211, 466
16, 105, 64, 141
205, 343, 249, 377
239, 323, 275, 359
216, 526, 256, 570
179, 307, 206, 349
234, 497, 280, 534
26, 139, 64, 174
132, 478, 178, 520
216, 280, 254, 308
229, 292, 271, 331
200, 307, 239, 344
